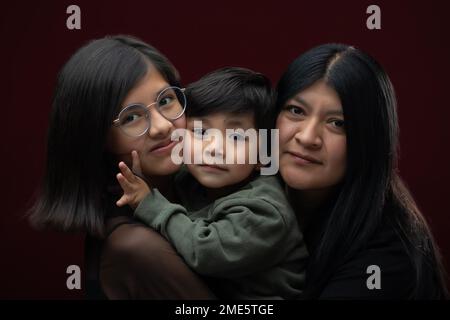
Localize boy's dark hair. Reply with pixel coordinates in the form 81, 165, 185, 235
185, 67, 275, 129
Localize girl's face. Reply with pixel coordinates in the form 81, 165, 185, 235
107, 66, 186, 178
276, 80, 347, 191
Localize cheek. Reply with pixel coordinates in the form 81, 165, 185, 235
140, 153, 180, 176
185, 135, 209, 163
325, 136, 347, 181
173, 115, 187, 130
276, 115, 296, 150
183, 134, 195, 162
228, 140, 251, 162
107, 128, 145, 159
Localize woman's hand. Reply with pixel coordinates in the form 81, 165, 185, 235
116, 150, 151, 210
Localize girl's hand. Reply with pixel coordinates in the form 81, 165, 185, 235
116, 151, 151, 210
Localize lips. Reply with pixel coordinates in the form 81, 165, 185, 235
287, 151, 322, 165
198, 164, 228, 172
149, 139, 177, 154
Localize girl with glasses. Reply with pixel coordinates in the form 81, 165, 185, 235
29, 35, 214, 299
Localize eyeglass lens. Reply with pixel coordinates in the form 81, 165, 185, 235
117, 87, 186, 137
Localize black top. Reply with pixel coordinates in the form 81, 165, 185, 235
303, 207, 444, 299
85, 210, 215, 299
85, 213, 132, 300
315, 219, 415, 299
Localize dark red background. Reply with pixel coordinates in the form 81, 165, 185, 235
1, 0, 449, 299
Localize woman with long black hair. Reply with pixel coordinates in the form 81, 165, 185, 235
275, 43, 448, 299
29, 35, 214, 299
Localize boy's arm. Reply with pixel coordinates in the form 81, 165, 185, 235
135, 191, 298, 278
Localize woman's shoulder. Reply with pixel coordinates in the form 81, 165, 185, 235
320, 218, 415, 299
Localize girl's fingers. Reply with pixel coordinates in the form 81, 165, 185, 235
118, 162, 136, 182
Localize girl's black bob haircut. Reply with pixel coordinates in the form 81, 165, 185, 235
29, 35, 180, 237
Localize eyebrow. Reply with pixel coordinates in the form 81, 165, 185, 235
188, 116, 253, 128
225, 119, 248, 127
153, 85, 171, 100
292, 96, 343, 117
325, 110, 344, 117
123, 84, 171, 108
189, 117, 210, 127
292, 96, 312, 109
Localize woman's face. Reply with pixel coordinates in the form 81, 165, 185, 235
276, 80, 347, 191
107, 65, 186, 177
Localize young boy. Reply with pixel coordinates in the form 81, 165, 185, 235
116, 67, 308, 299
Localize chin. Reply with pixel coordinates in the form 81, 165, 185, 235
195, 177, 226, 189
280, 168, 317, 190
143, 159, 180, 176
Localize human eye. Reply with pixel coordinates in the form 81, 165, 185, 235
123, 114, 141, 124
329, 119, 345, 130
284, 104, 305, 117
228, 132, 246, 142
119, 105, 146, 126
158, 94, 175, 107
192, 127, 206, 138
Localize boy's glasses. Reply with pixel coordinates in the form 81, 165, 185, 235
113, 86, 186, 137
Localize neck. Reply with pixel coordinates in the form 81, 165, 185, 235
205, 173, 256, 202
288, 186, 339, 228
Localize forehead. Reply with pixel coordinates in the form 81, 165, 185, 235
121, 65, 169, 107
188, 111, 255, 128
290, 80, 342, 110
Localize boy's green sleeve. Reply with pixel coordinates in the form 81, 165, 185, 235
134, 189, 296, 278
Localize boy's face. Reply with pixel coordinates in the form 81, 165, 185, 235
185, 111, 259, 189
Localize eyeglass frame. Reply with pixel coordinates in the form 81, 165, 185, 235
112, 86, 187, 137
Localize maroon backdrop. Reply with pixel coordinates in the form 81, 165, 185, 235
1, 0, 449, 299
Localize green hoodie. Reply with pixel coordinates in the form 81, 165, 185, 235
134, 168, 308, 299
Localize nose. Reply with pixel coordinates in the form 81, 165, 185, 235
294, 118, 322, 149
147, 107, 173, 139
204, 134, 224, 159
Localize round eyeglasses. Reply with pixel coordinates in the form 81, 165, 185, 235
113, 86, 186, 137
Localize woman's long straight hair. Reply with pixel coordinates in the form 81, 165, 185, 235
276, 44, 448, 299
29, 35, 180, 237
